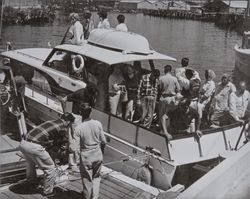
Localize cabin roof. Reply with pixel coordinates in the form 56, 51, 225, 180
55, 29, 176, 65
55, 43, 176, 65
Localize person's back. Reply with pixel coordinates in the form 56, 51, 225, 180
116, 14, 128, 32
159, 73, 180, 97
26, 119, 66, 148
74, 119, 105, 152
73, 104, 106, 199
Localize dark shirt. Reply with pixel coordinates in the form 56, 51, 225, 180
26, 119, 67, 148
124, 73, 140, 101
168, 107, 200, 131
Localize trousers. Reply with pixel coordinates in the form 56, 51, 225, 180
19, 140, 57, 194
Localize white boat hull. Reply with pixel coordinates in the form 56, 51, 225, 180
234, 44, 250, 76
23, 86, 248, 190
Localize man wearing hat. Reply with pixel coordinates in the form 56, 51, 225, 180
72, 103, 106, 199
19, 113, 75, 196
68, 12, 84, 45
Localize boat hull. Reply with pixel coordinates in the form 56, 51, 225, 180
23, 86, 248, 190
24, 86, 176, 190
234, 44, 250, 76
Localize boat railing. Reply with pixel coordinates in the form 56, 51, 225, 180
24, 85, 249, 165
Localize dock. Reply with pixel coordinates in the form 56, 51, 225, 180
0, 133, 160, 199
0, 168, 157, 199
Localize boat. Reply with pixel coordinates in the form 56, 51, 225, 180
234, 31, 250, 86
1, 29, 249, 192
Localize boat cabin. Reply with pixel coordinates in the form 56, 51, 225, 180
2, 29, 176, 112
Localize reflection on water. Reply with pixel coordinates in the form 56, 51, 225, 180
1, 11, 241, 82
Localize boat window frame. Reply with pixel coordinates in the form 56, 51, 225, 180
43, 48, 88, 81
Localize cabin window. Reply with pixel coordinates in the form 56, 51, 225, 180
10, 60, 34, 85
31, 70, 52, 94
47, 50, 70, 74
47, 50, 87, 81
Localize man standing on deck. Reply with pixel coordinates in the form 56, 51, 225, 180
19, 113, 75, 196
210, 74, 236, 127
72, 103, 106, 199
137, 69, 160, 128
229, 81, 250, 124
158, 65, 181, 139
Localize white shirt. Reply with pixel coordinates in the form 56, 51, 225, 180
69, 21, 84, 45
175, 67, 201, 90
116, 23, 128, 32
229, 90, 250, 121
97, 19, 110, 29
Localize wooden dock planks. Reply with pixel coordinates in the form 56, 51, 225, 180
0, 173, 155, 199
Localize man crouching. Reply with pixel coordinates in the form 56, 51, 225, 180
19, 113, 75, 196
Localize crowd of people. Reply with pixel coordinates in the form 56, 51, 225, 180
66, 10, 128, 46
107, 57, 250, 141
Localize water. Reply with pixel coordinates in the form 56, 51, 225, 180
0, 11, 242, 83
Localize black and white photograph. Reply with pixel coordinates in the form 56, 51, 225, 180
0, 0, 250, 198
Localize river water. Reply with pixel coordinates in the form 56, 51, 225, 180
1, 11, 242, 83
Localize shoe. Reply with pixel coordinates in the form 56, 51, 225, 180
43, 190, 56, 197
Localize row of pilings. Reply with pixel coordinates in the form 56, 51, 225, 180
143, 9, 249, 34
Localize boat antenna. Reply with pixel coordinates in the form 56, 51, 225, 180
60, 26, 70, 45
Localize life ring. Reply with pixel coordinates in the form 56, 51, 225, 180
72, 55, 84, 74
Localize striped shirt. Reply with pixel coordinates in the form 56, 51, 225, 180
137, 73, 159, 99
26, 119, 67, 148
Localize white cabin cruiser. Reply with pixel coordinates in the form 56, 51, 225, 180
1, 29, 249, 192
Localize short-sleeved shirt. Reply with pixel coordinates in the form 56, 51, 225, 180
26, 119, 67, 148
159, 73, 180, 98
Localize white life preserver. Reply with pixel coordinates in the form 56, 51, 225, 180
72, 55, 84, 74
